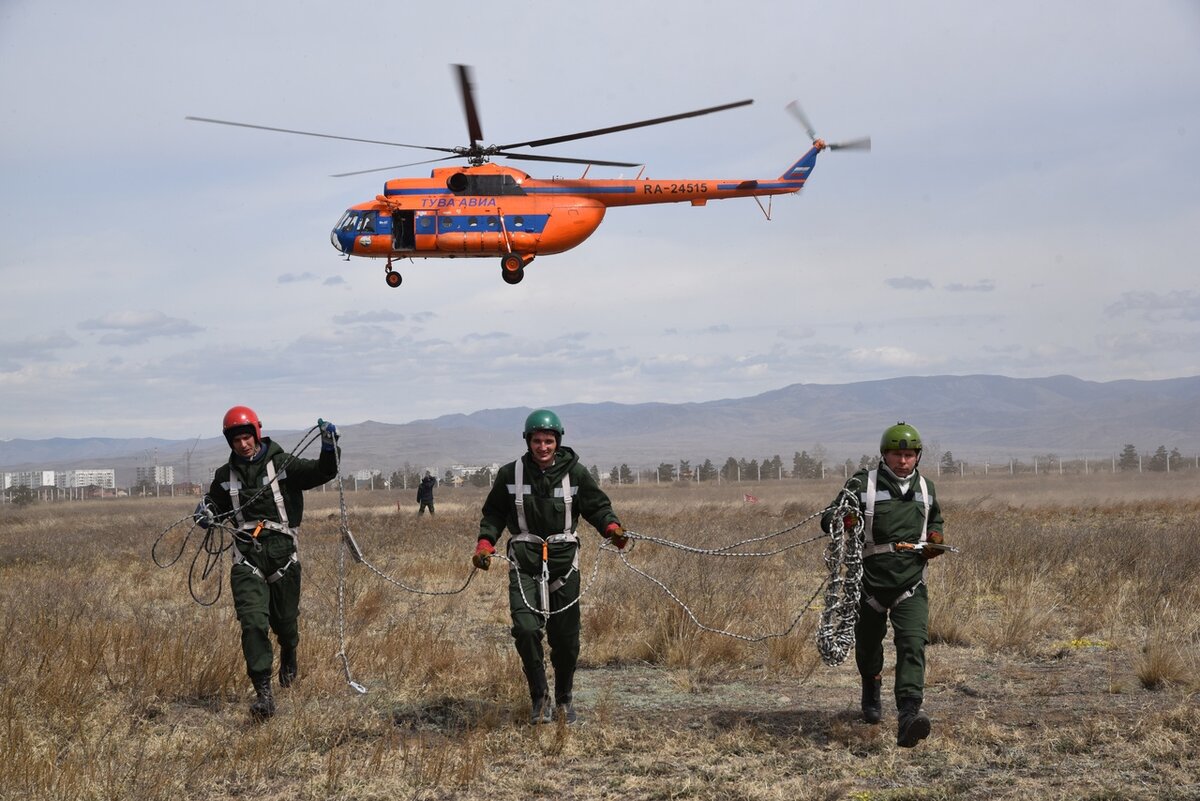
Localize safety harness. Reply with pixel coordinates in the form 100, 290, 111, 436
506, 458, 579, 619
860, 468, 930, 614
225, 457, 300, 584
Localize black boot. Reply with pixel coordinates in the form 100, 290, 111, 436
526, 667, 552, 725
896, 697, 930, 747
249, 673, 276, 721
554, 668, 578, 725
861, 674, 882, 724
279, 647, 298, 688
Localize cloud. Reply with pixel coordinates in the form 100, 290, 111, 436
277, 272, 320, 284
332, 310, 407, 325
945, 279, 996, 292
777, 326, 816, 340
885, 276, 934, 290
1105, 290, 1200, 322
0, 332, 77, 371
78, 311, 203, 346
847, 346, 935, 369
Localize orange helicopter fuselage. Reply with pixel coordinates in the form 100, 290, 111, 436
330, 151, 819, 264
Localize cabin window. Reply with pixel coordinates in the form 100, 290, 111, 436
513, 216, 525, 228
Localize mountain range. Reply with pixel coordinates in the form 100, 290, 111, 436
3, 374, 1198, 485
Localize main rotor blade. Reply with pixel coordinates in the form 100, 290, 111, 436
497, 151, 642, 168
185, 116, 457, 154
454, 64, 485, 148
330, 155, 461, 178
498, 98, 753, 150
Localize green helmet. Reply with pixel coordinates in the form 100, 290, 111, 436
880, 422, 922, 453
523, 409, 564, 440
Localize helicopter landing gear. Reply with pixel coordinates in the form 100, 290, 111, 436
501, 253, 527, 285
384, 260, 402, 288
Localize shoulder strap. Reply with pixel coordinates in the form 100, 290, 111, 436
863, 469, 878, 547
511, 459, 575, 539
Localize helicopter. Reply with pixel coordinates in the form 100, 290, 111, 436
188, 66, 868, 287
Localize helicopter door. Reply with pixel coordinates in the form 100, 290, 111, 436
393, 210, 416, 251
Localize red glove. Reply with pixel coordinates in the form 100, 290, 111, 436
923, 531, 944, 560
605, 522, 629, 550
472, 539, 495, 570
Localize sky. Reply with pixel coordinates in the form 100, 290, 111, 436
2, 1, 1198, 440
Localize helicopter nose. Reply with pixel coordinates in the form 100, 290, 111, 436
330, 229, 345, 253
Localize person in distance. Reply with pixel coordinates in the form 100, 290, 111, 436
417, 470, 437, 516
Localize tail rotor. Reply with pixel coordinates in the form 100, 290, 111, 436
786, 101, 871, 152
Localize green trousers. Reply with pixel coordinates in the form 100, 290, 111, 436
230, 531, 301, 679
507, 545, 581, 704
855, 582, 929, 704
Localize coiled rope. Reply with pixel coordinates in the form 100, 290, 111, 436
150, 427, 324, 606
611, 482, 865, 666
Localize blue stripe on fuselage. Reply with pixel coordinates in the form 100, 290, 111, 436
716, 180, 806, 191
414, 214, 550, 234
523, 185, 637, 195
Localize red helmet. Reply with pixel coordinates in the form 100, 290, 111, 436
222, 405, 262, 444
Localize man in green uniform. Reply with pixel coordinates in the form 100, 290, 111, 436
471, 409, 628, 725
823, 422, 946, 747
193, 405, 339, 720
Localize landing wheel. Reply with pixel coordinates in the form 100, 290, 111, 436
500, 253, 526, 285
385, 270, 402, 288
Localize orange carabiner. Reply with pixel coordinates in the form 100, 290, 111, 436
541, 540, 548, 563
252, 521, 265, 539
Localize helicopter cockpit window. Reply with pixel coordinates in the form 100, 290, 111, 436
338, 211, 378, 233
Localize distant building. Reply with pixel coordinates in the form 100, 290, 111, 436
10, 470, 56, 489
448, 463, 500, 479
135, 465, 175, 486
56, 469, 117, 489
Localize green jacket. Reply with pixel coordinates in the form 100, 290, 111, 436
206, 438, 339, 528
824, 466, 944, 592
479, 446, 619, 573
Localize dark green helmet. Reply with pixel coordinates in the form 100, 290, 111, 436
880, 422, 922, 453
523, 409, 564, 440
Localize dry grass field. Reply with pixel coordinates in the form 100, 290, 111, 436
2, 473, 1198, 800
